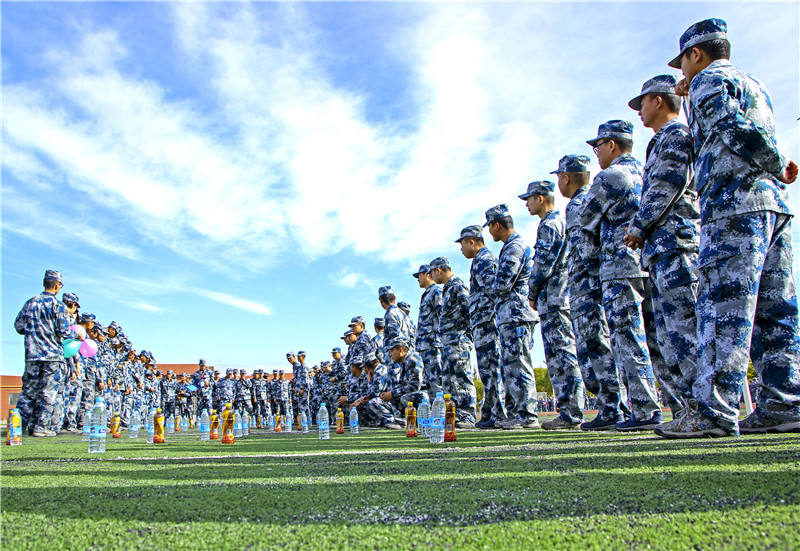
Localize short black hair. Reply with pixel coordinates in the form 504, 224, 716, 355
43, 277, 60, 289
612, 138, 633, 153
380, 293, 396, 304
653, 92, 682, 114
694, 39, 730, 61
493, 216, 514, 230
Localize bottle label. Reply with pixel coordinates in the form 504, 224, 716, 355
99, 427, 107, 437
432, 417, 443, 429
420, 418, 431, 428
200, 423, 209, 432
319, 421, 329, 430
351, 419, 358, 427
11, 427, 22, 437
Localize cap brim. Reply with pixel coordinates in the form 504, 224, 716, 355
628, 95, 644, 110
412, 271, 422, 277
482, 221, 490, 227
586, 137, 602, 147
518, 192, 533, 200
549, 169, 562, 174
667, 53, 682, 69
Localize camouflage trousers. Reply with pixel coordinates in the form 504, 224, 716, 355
646, 250, 699, 408
16, 360, 64, 432
473, 321, 508, 422
602, 277, 660, 420
64, 378, 83, 429
497, 321, 538, 422
294, 390, 310, 419
400, 390, 430, 409
418, 346, 443, 396
368, 397, 400, 425
570, 289, 621, 420
121, 393, 136, 424
50, 364, 70, 431
255, 399, 271, 421
695, 212, 800, 430
76, 380, 96, 427
441, 335, 478, 423
540, 310, 584, 423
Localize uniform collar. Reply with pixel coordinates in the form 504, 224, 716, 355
609, 152, 635, 167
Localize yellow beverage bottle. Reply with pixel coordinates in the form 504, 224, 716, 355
209, 410, 219, 440
297, 412, 303, 431
153, 409, 165, 444
221, 403, 235, 444
110, 413, 122, 439
174, 413, 181, 432
444, 394, 456, 442
335, 408, 345, 434
406, 402, 418, 438
275, 413, 282, 432
6, 409, 22, 446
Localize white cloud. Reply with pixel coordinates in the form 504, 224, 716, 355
193, 288, 272, 316
328, 269, 374, 290
129, 302, 161, 312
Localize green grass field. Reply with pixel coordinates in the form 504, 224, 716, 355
2, 418, 799, 550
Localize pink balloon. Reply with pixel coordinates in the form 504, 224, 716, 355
70, 324, 87, 340
79, 338, 98, 358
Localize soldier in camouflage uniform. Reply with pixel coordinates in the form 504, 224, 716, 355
294, 351, 311, 420
193, 359, 213, 415
430, 256, 477, 426
519, 181, 585, 429
656, 19, 800, 437
77, 322, 107, 428
485, 205, 540, 430
414, 264, 444, 396
372, 318, 386, 364
379, 287, 414, 361
397, 302, 417, 345
554, 155, 625, 430
457, 225, 507, 428
160, 370, 178, 420
384, 336, 430, 409
346, 356, 376, 426
625, 74, 701, 412
14, 270, 77, 436
582, 120, 662, 430
348, 316, 376, 362
362, 353, 402, 429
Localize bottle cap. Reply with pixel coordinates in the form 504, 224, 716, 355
436, 391, 443, 397
444, 394, 451, 399
408, 402, 413, 406
157, 408, 162, 413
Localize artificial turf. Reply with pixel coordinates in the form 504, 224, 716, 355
2, 420, 799, 550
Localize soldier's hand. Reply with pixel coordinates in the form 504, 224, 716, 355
337, 396, 347, 406
380, 391, 393, 402
528, 298, 537, 312
98, 382, 105, 391
126, 388, 132, 395
779, 160, 798, 184
675, 78, 689, 96
623, 232, 644, 250
70, 373, 76, 382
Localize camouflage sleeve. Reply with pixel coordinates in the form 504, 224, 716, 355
55, 302, 76, 341
528, 222, 559, 300
493, 245, 522, 297
474, 256, 497, 302
579, 174, 610, 235
14, 300, 28, 335
692, 72, 785, 178
629, 129, 692, 239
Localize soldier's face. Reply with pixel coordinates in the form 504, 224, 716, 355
390, 346, 406, 363
639, 94, 660, 129
526, 195, 545, 217
488, 222, 502, 242
459, 238, 478, 259
680, 47, 705, 82
332, 352, 341, 360
287, 356, 295, 364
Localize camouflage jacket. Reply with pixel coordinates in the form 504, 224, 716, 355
528, 209, 570, 313
14, 291, 75, 362
416, 284, 443, 351
493, 232, 539, 325
469, 246, 498, 327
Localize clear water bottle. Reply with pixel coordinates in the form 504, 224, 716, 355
418, 398, 431, 438
166, 414, 175, 434
285, 409, 293, 433
181, 415, 189, 432
301, 412, 309, 433
199, 409, 210, 441
82, 408, 92, 442
129, 410, 140, 439
349, 407, 359, 435
146, 408, 155, 444
88, 397, 108, 454
250, 415, 256, 429
234, 410, 243, 437
317, 403, 330, 440
242, 411, 250, 436
268, 413, 275, 431
430, 392, 445, 444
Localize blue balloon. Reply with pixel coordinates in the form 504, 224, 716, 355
62, 339, 81, 359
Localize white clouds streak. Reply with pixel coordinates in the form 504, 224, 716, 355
193, 288, 272, 317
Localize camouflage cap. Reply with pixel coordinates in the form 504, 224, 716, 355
94, 322, 107, 335
669, 18, 727, 68
586, 120, 634, 147
109, 321, 123, 332
397, 301, 411, 313
518, 180, 556, 200
341, 329, 353, 339
378, 285, 393, 298
226, 368, 233, 374
550, 154, 591, 174
628, 74, 680, 110
363, 352, 379, 364
388, 336, 411, 350
483, 204, 511, 227
80, 312, 96, 323
429, 257, 451, 270
297, 350, 306, 356
239, 369, 246, 374
44, 269, 63, 283
167, 370, 174, 375
374, 317, 385, 328
412, 264, 431, 278
62, 292, 80, 305
455, 225, 483, 243
331, 347, 341, 353
272, 369, 278, 373
286, 352, 295, 359
199, 358, 206, 366
348, 316, 364, 326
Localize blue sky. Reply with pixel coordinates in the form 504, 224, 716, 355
2, 1, 798, 376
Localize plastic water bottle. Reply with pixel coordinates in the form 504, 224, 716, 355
146, 408, 155, 444
166, 414, 175, 434
268, 413, 276, 431
82, 408, 92, 442
129, 411, 140, 439
418, 399, 431, 438
349, 407, 359, 435
250, 414, 256, 429
199, 409, 210, 441
430, 392, 445, 444
234, 410, 242, 437
181, 415, 189, 433
285, 410, 293, 433
335, 408, 345, 434
6, 409, 22, 446
242, 411, 250, 436
88, 398, 108, 453
317, 403, 330, 440
210, 410, 219, 440
221, 404, 235, 444
301, 412, 309, 433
